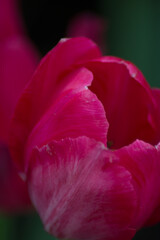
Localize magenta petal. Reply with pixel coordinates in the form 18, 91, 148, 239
27, 137, 160, 239
28, 136, 136, 240
83, 57, 157, 148
144, 144, 160, 226
9, 37, 102, 172
115, 140, 160, 228
25, 87, 108, 171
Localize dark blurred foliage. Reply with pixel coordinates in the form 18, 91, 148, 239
1, 0, 160, 239
0, 213, 57, 240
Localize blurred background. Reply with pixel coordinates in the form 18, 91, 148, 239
0, 0, 160, 239
21, 0, 160, 87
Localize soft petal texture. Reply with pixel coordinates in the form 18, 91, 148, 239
25, 84, 108, 172
83, 57, 158, 148
28, 137, 160, 240
10, 37, 101, 172
28, 137, 136, 240
115, 140, 160, 228
144, 142, 160, 226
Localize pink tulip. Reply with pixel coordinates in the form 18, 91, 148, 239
66, 12, 107, 52
0, 0, 39, 212
9, 37, 160, 239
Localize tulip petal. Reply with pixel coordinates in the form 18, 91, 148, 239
25, 85, 108, 171
28, 136, 136, 240
143, 141, 160, 226
9, 37, 102, 172
115, 140, 160, 228
83, 57, 158, 148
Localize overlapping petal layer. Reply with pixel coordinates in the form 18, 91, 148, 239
9, 37, 160, 238
28, 137, 137, 240
82, 57, 158, 148
10, 37, 101, 172
115, 140, 160, 227
25, 82, 108, 171
27, 137, 160, 240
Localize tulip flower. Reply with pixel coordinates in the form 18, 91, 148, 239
0, 0, 38, 212
10, 37, 160, 239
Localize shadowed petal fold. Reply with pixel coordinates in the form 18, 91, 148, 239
83, 57, 158, 148
25, 86, 108, 171
9, 37, 102, 172
115, 140, 160, 228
